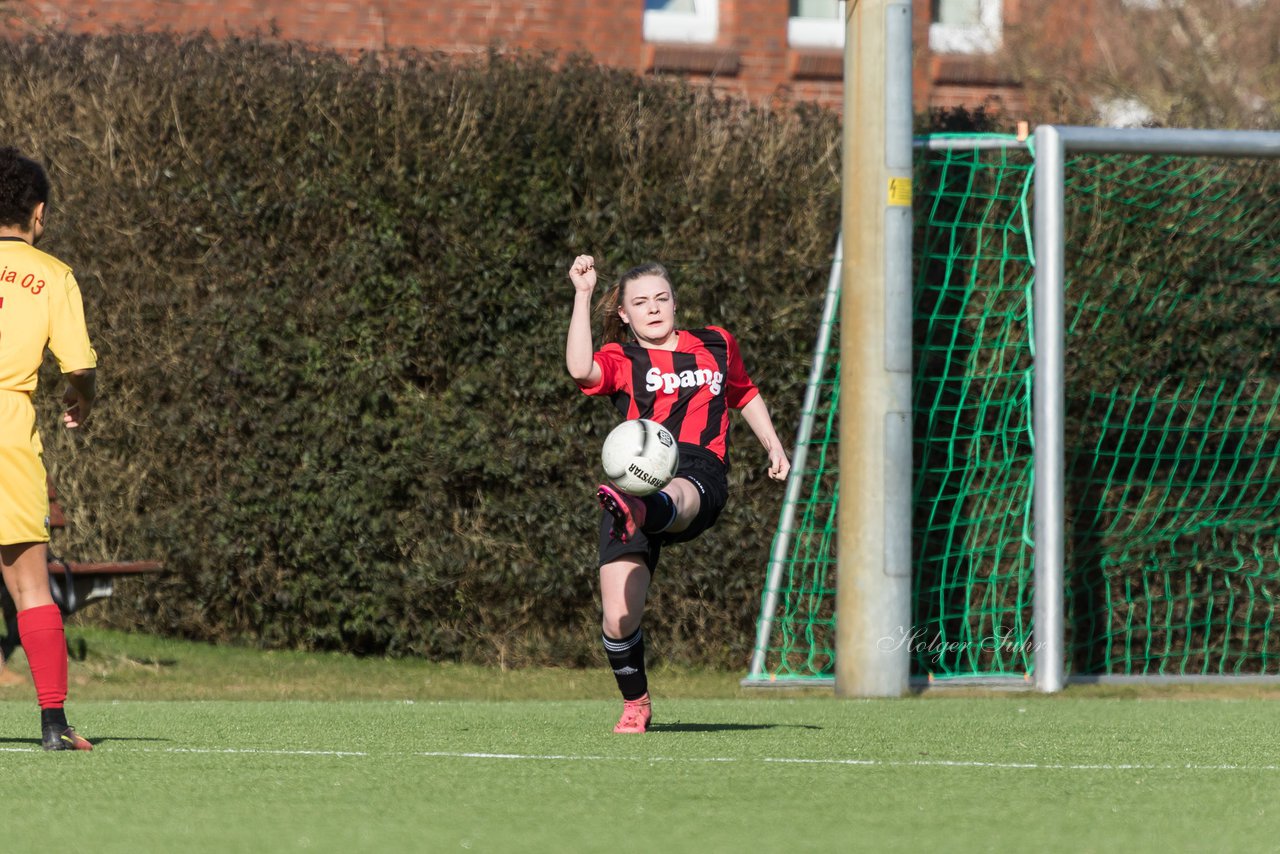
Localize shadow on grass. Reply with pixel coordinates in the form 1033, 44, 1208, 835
647, 722, 823, 733
0, 735, 168, 747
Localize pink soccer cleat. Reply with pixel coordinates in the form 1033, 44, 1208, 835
43, 724, 93, 752
597, 483, 647, 544
613, 693, 652, 734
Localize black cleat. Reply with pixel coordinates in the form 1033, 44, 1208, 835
42, 724, 93, 752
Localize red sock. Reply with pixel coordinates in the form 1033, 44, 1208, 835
16, 603, 67, 710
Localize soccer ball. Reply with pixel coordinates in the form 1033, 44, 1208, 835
601, 419, 680, 497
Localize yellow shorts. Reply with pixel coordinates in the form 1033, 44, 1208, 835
0, 391, 49, 545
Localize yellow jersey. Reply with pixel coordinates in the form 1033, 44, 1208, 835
0, 236, 96, 544
0, 237, 96, 389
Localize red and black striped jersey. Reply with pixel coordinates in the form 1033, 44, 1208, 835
581, 326, 759, 462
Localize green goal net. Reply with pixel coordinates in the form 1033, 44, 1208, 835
1061, 151, 1280, 676
747, 133, 1280, 685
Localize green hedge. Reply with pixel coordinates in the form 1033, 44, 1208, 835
4, 33, 842, 666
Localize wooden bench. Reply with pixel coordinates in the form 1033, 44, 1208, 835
0, 481, 164, 672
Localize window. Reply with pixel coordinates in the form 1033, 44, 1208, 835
789, 0, 845, 50
1095, 98, 1155, 128
644, 0, 718, 44
929, 0, 1001, 53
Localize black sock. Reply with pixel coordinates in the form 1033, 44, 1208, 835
602, 628, 647, 700
640, 492, 676, 533
41, 707, 68, 729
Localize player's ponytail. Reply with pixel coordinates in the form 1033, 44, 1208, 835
596, 262, 674, 345
0, 147, 50, 228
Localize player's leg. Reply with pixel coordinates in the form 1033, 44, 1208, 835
599, 554, 653, 733
0, 542, 90, 751
0, 427, 90, 750
600, 553, 649, 644
651, 455, 728, 546
597, 475, 701, 543
0, 400, 87, 749
2, 542, 54, 609
656, 476, 701, 533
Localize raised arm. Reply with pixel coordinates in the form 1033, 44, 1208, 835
739, 394, 791, 482
566, 254, 602, 388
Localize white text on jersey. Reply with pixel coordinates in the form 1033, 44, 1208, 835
645, 366, 723, 396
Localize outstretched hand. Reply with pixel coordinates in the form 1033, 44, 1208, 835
569, 254, 597, 293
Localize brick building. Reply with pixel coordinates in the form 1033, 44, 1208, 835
9, 1, 1027, 114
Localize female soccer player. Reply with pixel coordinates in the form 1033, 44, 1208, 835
566, 254, 790, 733
0, 146, 97, 751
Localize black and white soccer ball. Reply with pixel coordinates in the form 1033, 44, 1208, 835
601, 419, 680, 496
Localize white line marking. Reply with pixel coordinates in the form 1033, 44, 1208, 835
421, 751, 610, 761
5, 745, 1277, 772
416, 751, 1280, 772
780, 757, 1280, 772
418, 751, 736, 763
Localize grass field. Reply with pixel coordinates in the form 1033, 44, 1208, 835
4, 628, 1280, 852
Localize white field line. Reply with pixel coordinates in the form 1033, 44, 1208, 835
3, 744, 1278, 772
418, 750, 1280, 773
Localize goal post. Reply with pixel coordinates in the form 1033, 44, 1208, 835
1032, 125, 1280, 691
745, 234, 842, 684
746, 125, 1280, 691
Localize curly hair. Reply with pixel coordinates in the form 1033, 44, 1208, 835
595, 262, 675, 345
0, 147, 50, 228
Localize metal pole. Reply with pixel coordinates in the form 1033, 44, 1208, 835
746, 234, 843, 682
1051, 125, 1280, 157
835, 0, 913, 698
1032, 124, 1066, 693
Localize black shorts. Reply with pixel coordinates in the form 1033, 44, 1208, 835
598, 445, 730, 572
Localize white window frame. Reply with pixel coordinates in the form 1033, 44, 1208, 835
643, 0, 718, 44
1095, 97, 1155, 128
928, 0, 1002, 54
788, 1, 845, 50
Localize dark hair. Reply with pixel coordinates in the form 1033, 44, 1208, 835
595, 262, 675, 345
0, 147, 50, 228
